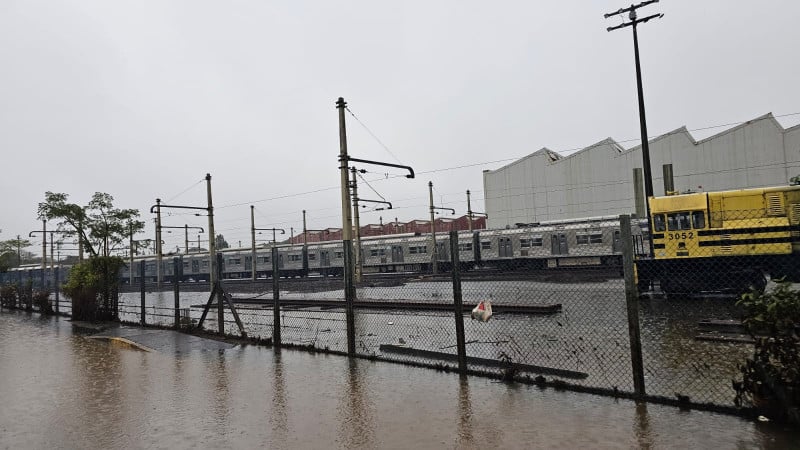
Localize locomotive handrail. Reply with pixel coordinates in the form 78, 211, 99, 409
339, 155, 415, 179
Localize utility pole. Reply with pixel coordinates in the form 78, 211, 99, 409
467, 190, 473, 232
351, 166, 363, 282
337, 96, 356, 356
302, 210, 308, 245
251, 205, 257, 281
41, 220, 46, 273
78, 217, 84, 262
429, 181, 437, 274
155, 198, 163, 288
206, 174, 217, 292
605, 0, 662, 256
129, 222, 134, 285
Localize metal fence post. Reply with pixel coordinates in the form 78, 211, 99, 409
272, 246, 281, 346
450, 231, 467, 374
173, 257, 181, 329
620, 214, 646, 398
139, 260, 146, 326
54, 266, 60, 314
216, 253, 224, 336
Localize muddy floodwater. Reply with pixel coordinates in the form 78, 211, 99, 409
1, 310, 797, 449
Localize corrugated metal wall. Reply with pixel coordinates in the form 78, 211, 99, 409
483, 114, 800, 228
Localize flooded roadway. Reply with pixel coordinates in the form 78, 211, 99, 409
1, 310, 797, 449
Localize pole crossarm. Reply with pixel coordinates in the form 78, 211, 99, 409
433, 207, 456, 215
254, 228, 286, 234
606, 13, 663, 31
469, 211, 488, 218
604, 0, 659, 18
161, 225, 205, 233
339, 155, 415, 179
356, 198, 392, 210
150, 203, 209, 213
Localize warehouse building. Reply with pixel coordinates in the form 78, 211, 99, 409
482, 113, 800, 229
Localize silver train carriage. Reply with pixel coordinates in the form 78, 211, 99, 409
118, 216, 649, 283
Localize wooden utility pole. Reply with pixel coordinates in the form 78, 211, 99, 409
605, 0, 662, 256
337, 96, 356, 356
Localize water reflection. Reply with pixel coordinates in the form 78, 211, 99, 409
211, 351, 231, 431
634, 402, 653, 449
337, 359, 375, 448
456, 376, 473, 446
270, 350, 288, 447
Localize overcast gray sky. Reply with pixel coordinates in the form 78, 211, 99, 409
2, 0, 799, 257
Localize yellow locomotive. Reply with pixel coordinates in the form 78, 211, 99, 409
636, 182, 800, 296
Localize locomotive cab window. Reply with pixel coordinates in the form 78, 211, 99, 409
667, 212, 691, 231
691, 211, 706, 229
653, 214, 666, 232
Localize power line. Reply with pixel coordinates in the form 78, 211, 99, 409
345, 106, 404, 165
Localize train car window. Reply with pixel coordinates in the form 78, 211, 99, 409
335, 251, 343, 259
653, 214, 666, 232
667, 212, 691, 231
481, 241, 491, 250
458, 243, 473, 251
202, 261, 209, 267
589, 233, 603, 244
308, 254, 316, 260
520, 239, 531, 248
531, 235, 543, 246
370, 249, 379, 257
691, 211, 706, 229
576, 234, 589, 245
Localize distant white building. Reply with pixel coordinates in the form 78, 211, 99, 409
482, 113, 800, 229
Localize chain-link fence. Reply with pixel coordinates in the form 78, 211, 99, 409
29, 212, 796, 416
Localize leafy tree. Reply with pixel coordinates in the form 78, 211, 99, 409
215, 234, 230, 249
38, 192, 145, 258
38, 192, 144, 320
0, 235, 32, 272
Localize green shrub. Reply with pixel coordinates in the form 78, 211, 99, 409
62, 256, 123, 321
0, 284, 17, 308
734, 282, 800, 423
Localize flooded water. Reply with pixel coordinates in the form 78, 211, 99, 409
118, 279, 756, 406
1, 309, 797, 449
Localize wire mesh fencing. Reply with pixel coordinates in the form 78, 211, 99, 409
106, 210, 800, 415
635, 208, 799, 408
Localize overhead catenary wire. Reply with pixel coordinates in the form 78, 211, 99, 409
345, 106, 404, 165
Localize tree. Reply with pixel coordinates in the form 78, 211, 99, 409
38, 192, 145, 257
38, 192, 145, 320
0, 235, 32, 272
215, 234, 230, 249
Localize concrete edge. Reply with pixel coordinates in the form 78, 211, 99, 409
86, 336, 156, 352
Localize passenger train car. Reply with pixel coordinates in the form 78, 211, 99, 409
118, 216, 649, 284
